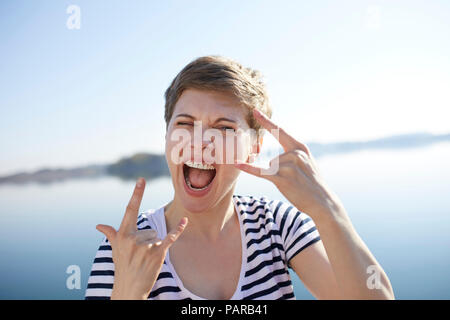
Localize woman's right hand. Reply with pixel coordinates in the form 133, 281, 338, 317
96, 177, 188, 300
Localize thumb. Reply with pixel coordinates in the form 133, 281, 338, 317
234, 160, 279, 180
96, 224, 117, 243
162, 217, 188, 249
234, 162, 263, 177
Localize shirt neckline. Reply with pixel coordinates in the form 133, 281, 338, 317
157, 195, 247, 300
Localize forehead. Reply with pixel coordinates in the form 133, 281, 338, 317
173, 88, 247, 121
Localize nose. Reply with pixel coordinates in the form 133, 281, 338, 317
202, 135, 215, 150
190, 122, 215, 150
188, 123, 215, 163
191, 134, 214, 161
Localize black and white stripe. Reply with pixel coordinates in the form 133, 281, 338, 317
85, 195, 321, 300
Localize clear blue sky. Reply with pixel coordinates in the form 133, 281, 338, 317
1, 0, 449, 175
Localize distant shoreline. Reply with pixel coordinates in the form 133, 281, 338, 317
1, 131, 449, 185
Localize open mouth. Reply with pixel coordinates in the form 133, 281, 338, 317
183, 160, 216, 192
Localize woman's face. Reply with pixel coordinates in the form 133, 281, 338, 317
165, 88, 257, 213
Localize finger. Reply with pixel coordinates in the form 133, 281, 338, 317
234, 162, 278, 180
96, 224, 117, 243
119, 178, 146, 233
135, 229, 158, 245
161, 217, 188, 249
234, 162, 263, 177
141, 238, 163, 246
253, 109, 307, 153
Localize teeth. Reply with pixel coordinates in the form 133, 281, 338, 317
185, 160, 215, 170
185, 178, 209, 191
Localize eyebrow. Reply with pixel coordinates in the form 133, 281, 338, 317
175, 114, 237, 124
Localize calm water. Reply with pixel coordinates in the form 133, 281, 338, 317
1, 142, 449, 299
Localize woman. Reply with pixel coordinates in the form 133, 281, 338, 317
85, 56, 394, 300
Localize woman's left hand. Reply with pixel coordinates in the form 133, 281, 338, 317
235, 109, 345, 221
235, 110, 395, 300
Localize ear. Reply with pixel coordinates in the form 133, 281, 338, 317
257, 135, 263, 154
247, 135, 263, 163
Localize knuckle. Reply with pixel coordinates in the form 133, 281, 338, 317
116, 229, 127, 240
285, 163, 301, 174
285, 151, 298, 162
296, 146, 311, 158
166, 233, 177, 244
280, 151, 300, 164
146, 239, 163, 251
302, 143, 311, 155
278, 165, 294, 176
293, 149, 307, 159
292, 150, 309, 165
122, 233, 137, 246
150, 244, 165, 257
139, 242, 151, 252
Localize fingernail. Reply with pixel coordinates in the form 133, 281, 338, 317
180, 217, 188, 226
136, 178, 143, 188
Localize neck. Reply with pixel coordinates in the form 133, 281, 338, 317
165, 188, 237, 243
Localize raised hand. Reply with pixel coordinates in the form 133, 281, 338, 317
235, 109, 345, 220
96, 178, 188, 300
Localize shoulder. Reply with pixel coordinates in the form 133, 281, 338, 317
234, 194, 267, 210
233, 194, 298, 220
233, 194, 314, 234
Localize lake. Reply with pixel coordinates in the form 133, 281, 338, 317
1, 142, 449, 299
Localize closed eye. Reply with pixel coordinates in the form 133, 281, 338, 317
176, 122, 193, 126
218, 126, 235, 132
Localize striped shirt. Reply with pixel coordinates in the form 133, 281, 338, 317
85, 195, 321, 300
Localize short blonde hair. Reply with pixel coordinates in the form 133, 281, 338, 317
164, 55, 272, 135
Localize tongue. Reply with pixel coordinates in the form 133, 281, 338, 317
188, 167, 215, 189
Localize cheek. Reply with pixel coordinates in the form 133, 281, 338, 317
235, 136, 251, 162
164, 142, 175, 170
228, 134, 252, 163
165, 128, 192, 166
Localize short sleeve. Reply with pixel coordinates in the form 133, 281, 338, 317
84, 236, 114, 300
273, 202, 321, 268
